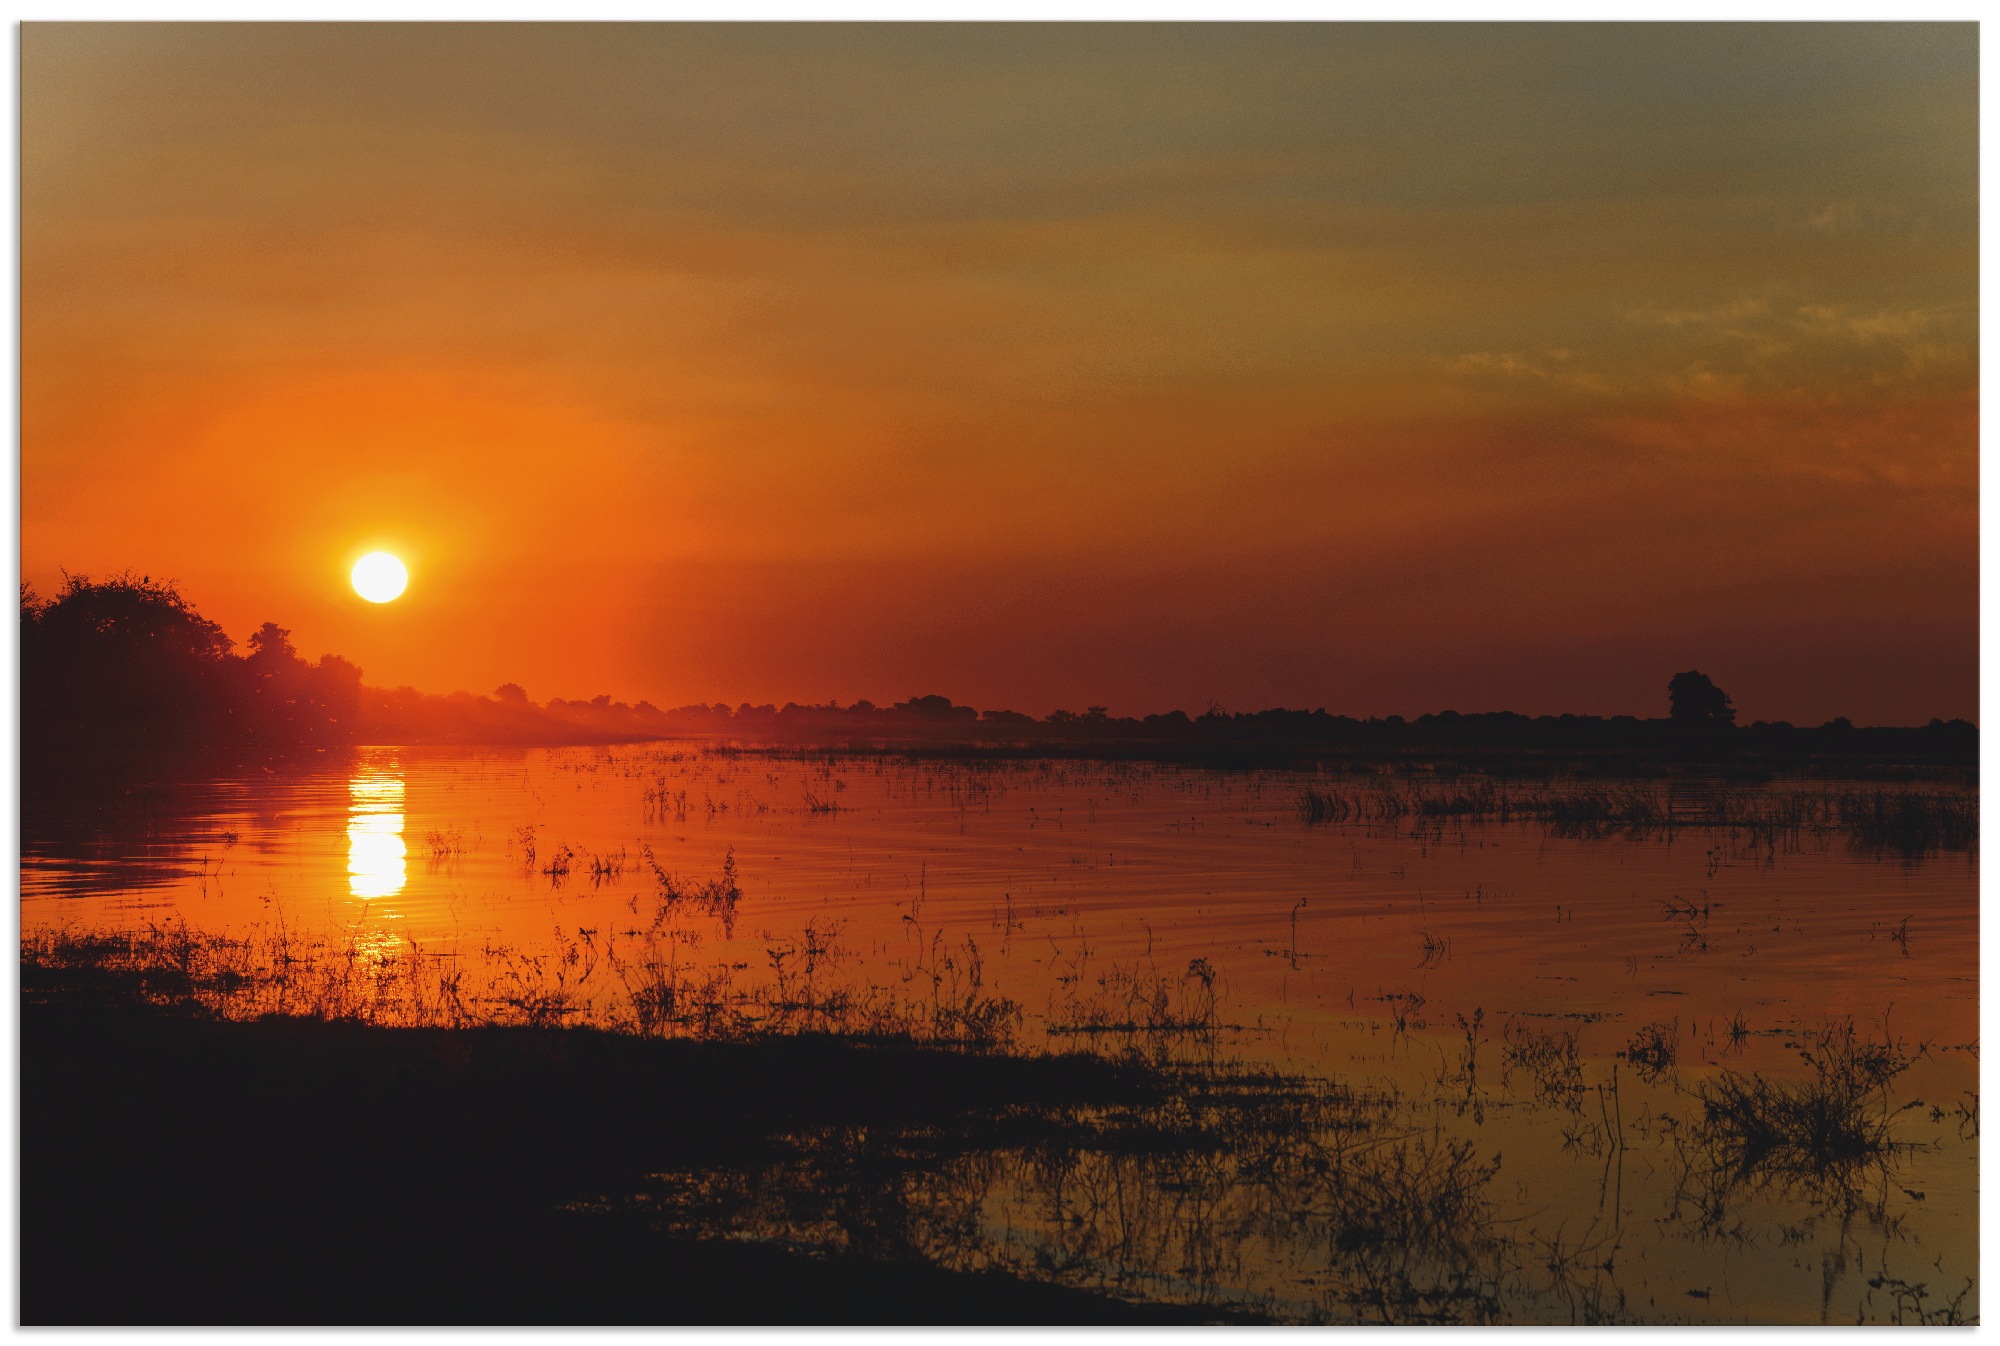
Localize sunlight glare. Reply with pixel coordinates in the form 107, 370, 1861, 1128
351, 551, 408, 604
347, 769, 406, 898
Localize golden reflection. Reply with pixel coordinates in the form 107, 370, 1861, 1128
347, 768, 406, 898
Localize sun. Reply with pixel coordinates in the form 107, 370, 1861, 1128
351, 551, 409, 604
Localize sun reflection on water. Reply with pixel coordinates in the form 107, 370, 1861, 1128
347, 767, 406, 899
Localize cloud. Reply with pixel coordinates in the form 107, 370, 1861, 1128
1626, 297, 1773, 330
1791, 302, 1953, 344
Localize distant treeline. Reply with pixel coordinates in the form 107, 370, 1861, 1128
22, 574, 1978, 767
516, 694, 1975, 767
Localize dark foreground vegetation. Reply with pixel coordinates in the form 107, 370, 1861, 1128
23, 952, 1262, 1325
23, 921, 1972, 1326
24, 573, 1976, 768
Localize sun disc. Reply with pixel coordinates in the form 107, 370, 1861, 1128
351, 551, 408, 603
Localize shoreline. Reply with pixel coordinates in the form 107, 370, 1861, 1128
22, 958, 1266, 1326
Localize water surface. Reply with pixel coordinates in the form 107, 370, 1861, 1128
23, 744, 1978, 1324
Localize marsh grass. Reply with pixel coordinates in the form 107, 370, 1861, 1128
1837, 792, 1979, 857
1647, 1017, 1936, 1268
541, 843, 577, 884
24, 918, 1509, 1321
26, 830, 1035, 1053
21, 879, 1012, 1051
587, 847, 628, 883
908, 929, 1023, 1046
1863, 1272, 1978, 1326
1047, 955, 1223, 1041
1693, 1019, 1914, 1179
625, 1061, 1510, 1323
1501, 1021, 1586, 1111
969, 1115, 1505, 1323
23, 919, 473, 1028
1296, 779, 1975, 856
20, 747, 1976, 1325
21, 921, 1971, 1325
640, 845, 742, 923
1621, 1021, 1680, 1081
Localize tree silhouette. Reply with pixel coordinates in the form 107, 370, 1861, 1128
246, 622, 297, 664
23, 573, 235, 738
23, 575, 360, 752
1667, 670, 1735, 727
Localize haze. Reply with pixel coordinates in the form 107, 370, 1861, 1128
21, 22, 1977, 724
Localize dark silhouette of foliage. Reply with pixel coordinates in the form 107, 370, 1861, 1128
18, 569, 1973, 765
1667, 670, 1735, 727
241, 621, 364, 741
24, 574, 236, 748
23, 574, 359, 754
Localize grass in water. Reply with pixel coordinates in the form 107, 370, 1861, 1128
1295, 778, 1976, 856
1694, 1018, 1914, 1177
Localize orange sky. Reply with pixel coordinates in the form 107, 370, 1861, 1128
22, 23, 1977, 724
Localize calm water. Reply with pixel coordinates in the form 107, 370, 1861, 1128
23, 744, 1979, 1324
